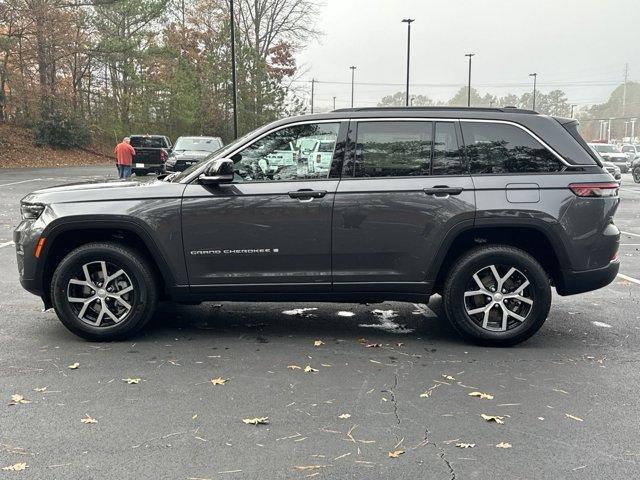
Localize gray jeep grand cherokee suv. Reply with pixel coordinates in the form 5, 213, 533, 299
14, 107, 620, 346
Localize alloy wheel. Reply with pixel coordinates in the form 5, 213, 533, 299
66, 261, 134, 327
463, 264, 534, 332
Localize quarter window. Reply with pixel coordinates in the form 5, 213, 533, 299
462, 122, 562, 174
354, 121, 432, 177
233, 123, 340, 182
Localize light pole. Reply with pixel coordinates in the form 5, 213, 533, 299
599, 120, 606, 140
229, 0, 238, 138
529, 73, 537, 111
570, 104, 576, 118
402, 19, 414, 107
349, 66, 356, 107
333, 96, 336, 110
632, 118, 637, 142
465, 53, 475, 107
310, 78, 315, 114
608, 118, 613, 143
625, 121, 629, 140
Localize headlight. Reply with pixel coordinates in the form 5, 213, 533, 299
21, 203, 45, 220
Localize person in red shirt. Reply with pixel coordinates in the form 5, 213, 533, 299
114, 137, 136, 180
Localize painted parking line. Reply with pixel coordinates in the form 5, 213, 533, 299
621, 231, 640, 238
617, 273, 640, 286
0, 178, 43, 187
0, 241, 14, 248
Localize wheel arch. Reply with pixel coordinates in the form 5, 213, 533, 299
430, 222, 570, 294
39, 217, 174, 308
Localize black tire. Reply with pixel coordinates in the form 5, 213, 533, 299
133, 169, 148, 176
50, 242, 158, 341
633, 168, 640, 183
442, 245, 551, 347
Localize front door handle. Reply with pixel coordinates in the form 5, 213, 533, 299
288, 189, 327, 199
423, 186, 463, 196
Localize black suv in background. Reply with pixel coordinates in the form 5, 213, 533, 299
14, 107, 620, 346
129, 135, 172, 175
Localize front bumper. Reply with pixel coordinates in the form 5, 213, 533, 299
556, 259, 620, 296
13, 221, 44, 297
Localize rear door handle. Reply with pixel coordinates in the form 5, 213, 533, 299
288, 189, 327, 199
423, 186, 463, 196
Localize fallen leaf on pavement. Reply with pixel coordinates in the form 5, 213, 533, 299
210, 377, 227, 386
496, 442, 512, 448
388, 450, 405, 458
442, 374, 455, 381
314, 340, 325, 347
242, 417, 269, 425
81, 414, 98, 424
122, 378, 140, 385
469, 391, 494, 400
68, 362, 80, 369
33, 387, 47, 392
338, 413, 351, 419
287, 365, 302, 370
565, 413, 584, 422
1, 463, 28, 472
9, 394, 31, 405
292, 465, 327, 471
480, 414, 504, 424
304, 365, 319, 373
365, 343, 382, 348
456, 443, 475, 448
420, 384, 440, 398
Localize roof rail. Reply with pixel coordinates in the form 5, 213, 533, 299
332, 106, 538, 114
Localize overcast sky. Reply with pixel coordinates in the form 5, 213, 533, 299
296, 0, 639, 111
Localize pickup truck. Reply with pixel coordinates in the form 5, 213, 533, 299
129, 135, 172, 175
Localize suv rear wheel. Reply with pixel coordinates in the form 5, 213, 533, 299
443, 245, 551, 347
50, 242, 158, 341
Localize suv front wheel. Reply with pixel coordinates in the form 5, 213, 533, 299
443, 245, 551, 347
50, 242, 158, 341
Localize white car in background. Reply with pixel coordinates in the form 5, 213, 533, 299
621, 144, 640, 161
588, 143, 630, 173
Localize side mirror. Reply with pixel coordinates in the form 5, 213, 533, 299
199, 158, 234, 185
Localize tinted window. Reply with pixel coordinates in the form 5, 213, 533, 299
174, 137, 223, 152
462, 122, 562, 174
355, 121, 432, 177
433, 122, 464, 175
130, 136, 167, 148
233, 123, 339, 182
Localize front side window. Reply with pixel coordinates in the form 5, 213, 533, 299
233, 123, 340, 182
354, 121, 432, 177
462, 122, 562, 174
433, 122, 464, 175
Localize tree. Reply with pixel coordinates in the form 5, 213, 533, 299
378, 91, 434, 107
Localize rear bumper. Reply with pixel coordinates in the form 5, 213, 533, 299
556, 260, 620, 296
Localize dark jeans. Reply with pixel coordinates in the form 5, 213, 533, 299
117, 164, 132, 179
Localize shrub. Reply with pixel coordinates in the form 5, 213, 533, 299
34, 104, 92, 149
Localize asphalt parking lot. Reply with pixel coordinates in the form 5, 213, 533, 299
1, 166, 640, 479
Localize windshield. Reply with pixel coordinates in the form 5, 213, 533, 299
174, 137, 222, 152
168, 130, 257, 182
594, 144, 621, 154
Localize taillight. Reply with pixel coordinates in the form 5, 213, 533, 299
161, 149, 167, 161
568, 182, 619, 197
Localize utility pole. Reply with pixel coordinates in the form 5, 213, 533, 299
622, 63, 629, 116
465, 53, 475, 107
310, 78, 315, 114
230, 0, 238, 138
349, 66, 356, 108
332, 96, 336, 110
529, 73, 538, 111
402, 19, 414, 107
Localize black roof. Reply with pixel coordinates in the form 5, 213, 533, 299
333, 106, 537, 115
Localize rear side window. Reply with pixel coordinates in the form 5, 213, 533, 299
462, 122, 562, 174
354, 121, 432, 177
